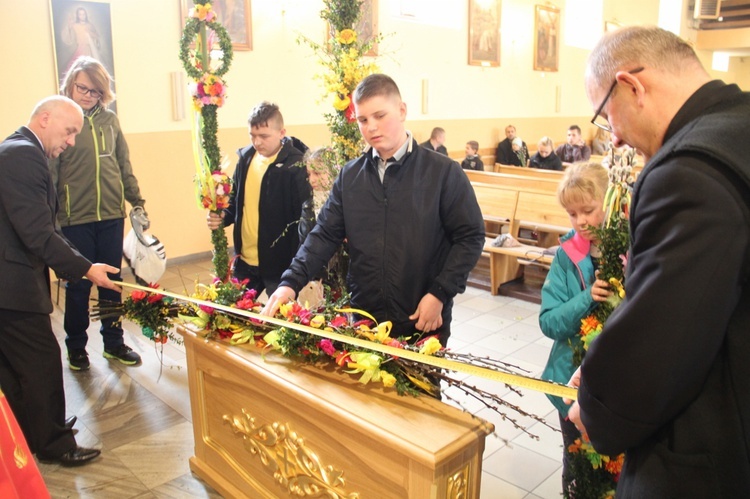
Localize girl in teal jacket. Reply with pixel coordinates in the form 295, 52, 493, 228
539, 162, 611, 493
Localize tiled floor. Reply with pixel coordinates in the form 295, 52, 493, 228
40, 255, 564, 498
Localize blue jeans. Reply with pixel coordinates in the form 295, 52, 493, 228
62, 219, 124, 351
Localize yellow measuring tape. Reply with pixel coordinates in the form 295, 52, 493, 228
117, 281, 577, 400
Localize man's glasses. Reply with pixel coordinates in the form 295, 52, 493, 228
590, 67, 644, 133
74, 83, 103, 100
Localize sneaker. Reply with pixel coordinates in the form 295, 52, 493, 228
103, 344, 141, 366
68, 349, 90, 371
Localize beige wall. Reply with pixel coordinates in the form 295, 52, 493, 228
3, 0, 743, 261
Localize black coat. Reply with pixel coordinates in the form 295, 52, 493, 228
419, 140, 447, 156
223, 139, 311, 284
578, 81, 750, 498
280, 140, 485, 342
0, 127, 91, 314
495, 138, 528, 166
529, 151, 563, 171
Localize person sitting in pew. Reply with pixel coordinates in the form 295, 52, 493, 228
529, 136, 563, 171
511, 137, 528, 166
420, 127, 448, 155
461, 140, 484, 171
495, 124, 528, 166
555, 124, 591, 167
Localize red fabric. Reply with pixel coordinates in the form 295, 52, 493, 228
0, 393, 49, 499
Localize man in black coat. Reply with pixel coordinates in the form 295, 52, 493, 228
0, 96, 120, 465
495, 124, 528, 166
567, 26, 750, 497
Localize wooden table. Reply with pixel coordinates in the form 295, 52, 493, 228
178, 326, 494, 498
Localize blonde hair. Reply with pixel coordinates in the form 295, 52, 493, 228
60, 56, 115, 107
557, 162, 608, 209
537, 136, 554, 149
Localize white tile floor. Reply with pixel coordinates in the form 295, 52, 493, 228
48, 259, 564, 498
450, 288, 563, 499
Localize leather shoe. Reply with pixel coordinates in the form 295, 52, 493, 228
64, 416, 77, 430
39, 446, 101, 467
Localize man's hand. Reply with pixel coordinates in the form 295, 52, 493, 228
260, 286, 296, 317
86, 264, 122, 292
408, 293, 444, 332
207, 211, 224, 230
565, 367, 587, 437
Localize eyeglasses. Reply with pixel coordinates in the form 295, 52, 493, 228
73, 83, 103, 100
590, 67, 644, 133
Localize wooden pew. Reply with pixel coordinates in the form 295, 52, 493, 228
494, 164, 564, 179
471, 182, 518, 237
472, 182, 519, 235
464, 169, 559, 194
471, 183, 571, 296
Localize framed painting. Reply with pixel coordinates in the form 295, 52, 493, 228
180, 0, 252, 51
358, 0, 379, 56
49, 0, 116, 95
533, 4, 560, 72
468, 0, 501, 67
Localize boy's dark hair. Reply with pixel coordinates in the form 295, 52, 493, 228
248, 101, 284, 129
568, 124, 582, 134
353, 74, 401, 104
467, 140, 479, 152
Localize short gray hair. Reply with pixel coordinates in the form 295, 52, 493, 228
587, 26, 700, 87
31, 95, 82, 120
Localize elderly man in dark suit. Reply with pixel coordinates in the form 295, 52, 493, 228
0, 96, 120, 466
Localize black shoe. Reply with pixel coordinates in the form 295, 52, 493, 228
68, 349, 90, 371
103, 344, 141, 365
38, 446, 101, 467
64, 416, 77, 430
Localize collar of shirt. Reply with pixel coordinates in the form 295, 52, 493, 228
22, 126, 44, 154
372, 130, 413, 164
372, 131, 412, 182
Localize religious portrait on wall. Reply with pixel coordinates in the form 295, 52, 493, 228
357, 0, 379, 56
50, 0, 116, 95
534, 4, 560, 72
468, 0, 501, 67
180, 0, 253, 50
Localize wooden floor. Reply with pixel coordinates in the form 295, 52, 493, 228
39, 255, 565, 498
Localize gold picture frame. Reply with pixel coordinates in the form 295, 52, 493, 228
180, 0, 252, 51
533, 4, 560, 72
358, 0, 379, 57
468, 0, 501, 67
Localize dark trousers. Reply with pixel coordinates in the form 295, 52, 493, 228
233, 257, 279, 296
0, 308, 76, 457
62, 219, 124, 351
560, 413, 582, 495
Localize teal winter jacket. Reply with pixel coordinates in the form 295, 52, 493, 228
539, 230, 597, 415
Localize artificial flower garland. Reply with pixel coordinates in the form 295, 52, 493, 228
179, 1, 234, 280
94, 279, 558, 442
